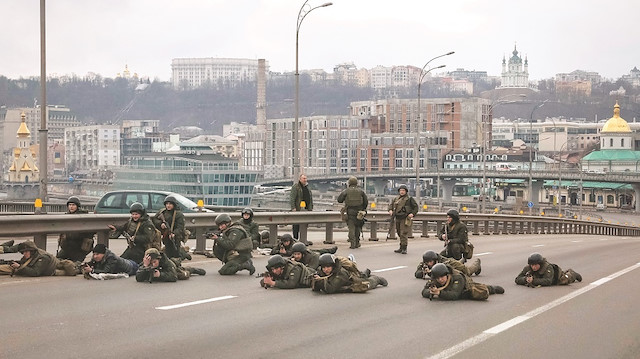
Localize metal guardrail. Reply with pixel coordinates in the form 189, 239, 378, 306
0, 211, 637, 253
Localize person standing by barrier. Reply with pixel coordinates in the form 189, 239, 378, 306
388, 185, 418, 254
515, 253, 582, 287
337, 176, 368, 249
108, 202, 158, 264
438, 209, 471, 261
290, 174, 313, 240
57, 196, 95, 263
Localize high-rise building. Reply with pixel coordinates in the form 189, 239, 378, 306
64, 125, 121, 171
171, 58, 269, 90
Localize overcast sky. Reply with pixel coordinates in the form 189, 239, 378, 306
1, 0, 638, 81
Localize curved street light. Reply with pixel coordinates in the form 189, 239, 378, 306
415, 51, 454, 201
293, 1, 332, 179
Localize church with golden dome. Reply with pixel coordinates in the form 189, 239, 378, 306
581, 101, 640, 172
5, 112, 40, 199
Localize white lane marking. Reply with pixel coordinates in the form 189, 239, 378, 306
571, 240, 582, 243
372, 266, 407, 273
156, 295, 237, 310
474, 252, 492, 256
426, 262, 640, 359
532, 244, 545, 247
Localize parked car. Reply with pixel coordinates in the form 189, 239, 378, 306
94, 190, 210, 214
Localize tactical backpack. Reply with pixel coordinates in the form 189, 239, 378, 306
335, 256, 369, 293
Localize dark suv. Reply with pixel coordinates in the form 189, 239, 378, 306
94, 190, 209, 214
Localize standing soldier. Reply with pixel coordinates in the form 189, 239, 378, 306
438, 209, 470, 261
236, 208, 260, 249
515, 253, 582, 287
57, 196, 95, 263
108, 202, 158, 264
337, 176, 368, 249
388, 184, 418, 254
290, 174, 313, 240
311, 254, 387, 294
415, 250, 481, 279
152, 195, 190, 261
423, 263, 504, 301
211, 213, 256, 275
260, 255, 314, 289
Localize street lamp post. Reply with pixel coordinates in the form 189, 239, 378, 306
294, 0, 332, 179
480, 94, 526, 213
416, 53, 453, 199
528, 100, 548, 215
39, 0, 48, 202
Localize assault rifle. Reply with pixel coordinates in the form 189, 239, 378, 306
0, 259, 17, 277
123, 232, 135, 248
140, 265, 157, 283
158, 212, 179, 257
425, 278, 437, 301
258, 271, 271, 289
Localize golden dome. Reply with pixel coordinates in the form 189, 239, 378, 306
17, 112, 31, 137
601, 101, 631, 133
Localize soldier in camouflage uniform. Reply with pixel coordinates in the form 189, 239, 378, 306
388, 184, 418, 254
57, 196, 95, 263
211, 213, 255, 275
82, 244, 139, 276
438, 209, 469, 261
415, 250, 481, 279
290, 174, 313, 240
424, 263, 504, 301
337, 176, 369, 249
152, 195, 191, 261
290, 242, 320, 270
311, 254, 387, 294
260, 255, 314, 289
270, 234, 296, 256
0, 241, 77, 277
515, 253, 582, 287
235, 208, 260, 249
108, 202, 157, 264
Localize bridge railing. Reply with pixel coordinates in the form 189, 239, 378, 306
0, 211, 637, 253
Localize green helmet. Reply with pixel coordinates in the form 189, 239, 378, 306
291, 242, 307, 253
422, 250, 438, 263
318, 253, 336, 267
164, 195, 180, 208
66, 196, 81, 206
241, 208, 253, 219
266, 255, 287, 269
430, 263, 449, 279
129, 202, 146, 215
348, 176, 358, 186
214, 213, 232, 225
528, 253, 544, 265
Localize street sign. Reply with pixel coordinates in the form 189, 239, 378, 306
527, 201, 534, 208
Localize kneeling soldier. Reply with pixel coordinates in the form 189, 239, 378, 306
311, 254, 387, 294
515, 253, 582, 287
424, 263, 503, 301
260, 255, 314, 289
415, 250, 481, 279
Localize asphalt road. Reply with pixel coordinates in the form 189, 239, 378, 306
2, 232, 640, 359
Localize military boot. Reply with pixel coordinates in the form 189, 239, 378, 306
0, 240, 14, 247
243, 259, 256, 275
394, 245, 403, 253
568, 269, 582, 282
401, 245, 407, 255
466, 258, 481, 276
362, 268, 371, 278
488, 285, 505, 294
328, 246, 338, 254
368, 275, 388, 288
186, 267, 206, 276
